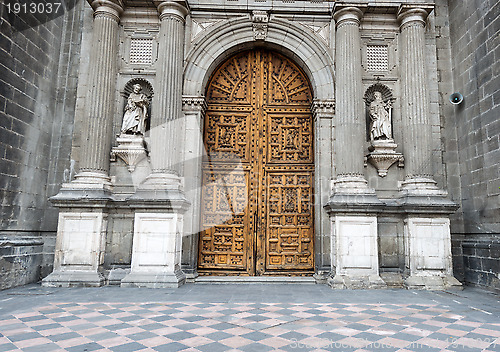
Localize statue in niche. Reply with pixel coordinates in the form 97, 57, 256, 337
120, 84, 149, 135
369, 91, 392, 140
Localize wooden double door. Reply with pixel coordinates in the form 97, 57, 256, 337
198, 49, 315, 275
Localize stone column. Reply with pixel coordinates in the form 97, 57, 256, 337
397, 7, 461, 290
43, 0, 123, 287
76, 0, 123, 189
325, 7, 384, 289
333, 7, 366, 189
123, 1, 190, 288
143, 1, 189, 188
398, 7, 437, 192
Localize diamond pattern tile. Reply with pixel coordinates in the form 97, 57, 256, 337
0, 301, 498, 351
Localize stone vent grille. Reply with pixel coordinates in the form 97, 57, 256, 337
130, 38, 153, 65
367, 45, 388, 71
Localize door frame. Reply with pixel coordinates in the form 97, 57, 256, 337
181, 25, 335, 278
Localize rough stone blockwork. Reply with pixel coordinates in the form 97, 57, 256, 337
462, 238, 500, 292
0, 1, 83, 288
447, 0, 500, 289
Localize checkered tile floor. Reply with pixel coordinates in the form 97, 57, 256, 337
0, 302, 499, 351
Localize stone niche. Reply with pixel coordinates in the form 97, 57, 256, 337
111, 78, 153, 173
364, 83, 403, 178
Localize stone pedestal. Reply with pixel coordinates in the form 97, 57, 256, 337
366, 139, 404, 177
121, 213, 186, 288
328, 215, 386, 289
111, 134, 147, 172
404, 217, 462, 290
42, 211, 107, 287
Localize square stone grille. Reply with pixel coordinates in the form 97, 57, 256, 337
130, 38, 153, 65
367, 45, 389, 71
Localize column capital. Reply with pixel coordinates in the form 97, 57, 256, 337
88, 0, 124, 22
155, 1, 189, 22
397, 6, 432, 30
182, 96, 207, 114
311, 99, 335, 119
333, 6, 363, 28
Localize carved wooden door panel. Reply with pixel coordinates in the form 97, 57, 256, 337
198, 49, 314, 275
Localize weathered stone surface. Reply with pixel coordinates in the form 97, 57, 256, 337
1, 0, 498, 291
0, 0, 85, 289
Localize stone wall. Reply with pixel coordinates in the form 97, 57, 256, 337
462, 237, 500, 292
0, 1, 83, 288
447, 0, 500, 289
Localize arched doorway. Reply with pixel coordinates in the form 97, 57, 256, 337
198, 49, 315, 276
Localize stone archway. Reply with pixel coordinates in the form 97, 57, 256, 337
181, 17, 336, 278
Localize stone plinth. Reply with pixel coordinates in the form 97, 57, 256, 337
404, 217, 462, 290
121, 213, 186, 288
328, 215, 386, 289
42, 211, 107, 287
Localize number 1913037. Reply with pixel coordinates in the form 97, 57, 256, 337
5, 1, 62, 15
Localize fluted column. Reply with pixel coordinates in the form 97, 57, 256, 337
398, 8, 436, 190
333, 7, 370, 190
77, 0, 123, 185
149, 1, 188, 185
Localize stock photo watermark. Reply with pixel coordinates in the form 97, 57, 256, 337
2, 0, 80, 31
288, 337, 499, 350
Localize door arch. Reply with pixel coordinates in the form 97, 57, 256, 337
198, 49, 315, 276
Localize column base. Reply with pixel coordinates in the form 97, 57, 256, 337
325, 175, 384, 212
328, 274, 386, 289
400, 177, 447, 196
50, 171, 114, 204
42, 270, 104, 288
121, 269, 186, 288
404, 275, 463, 291
128, 173, 190, 211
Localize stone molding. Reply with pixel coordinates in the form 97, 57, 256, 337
184, 16, 334, 100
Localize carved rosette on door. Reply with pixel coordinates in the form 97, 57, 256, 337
198, 49, 315, 275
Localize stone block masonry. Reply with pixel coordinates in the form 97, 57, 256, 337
462, 237, 500, 292
447, 0, 500, 291
0, 1, 84, 289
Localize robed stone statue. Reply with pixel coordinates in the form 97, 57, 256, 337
369, 91, 392, 140
120, 84, 149, 135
